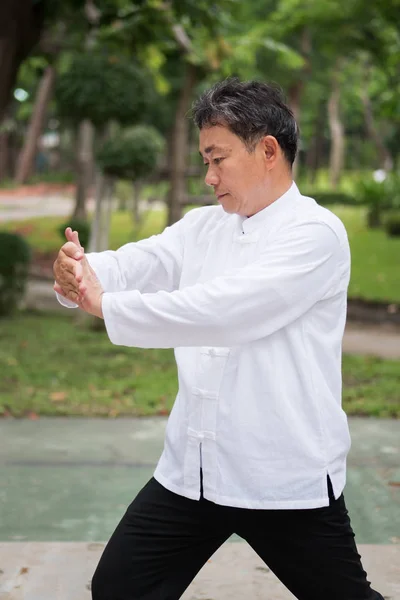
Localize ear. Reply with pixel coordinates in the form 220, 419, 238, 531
262, 135, 280, 168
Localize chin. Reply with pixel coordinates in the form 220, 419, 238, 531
219, 200, 237, 214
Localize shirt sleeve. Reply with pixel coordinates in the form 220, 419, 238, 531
101, 221, 349, 348
55, 214, 186, 309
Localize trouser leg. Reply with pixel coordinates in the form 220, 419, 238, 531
91, 477, 233, 600
235, 481, 383, 600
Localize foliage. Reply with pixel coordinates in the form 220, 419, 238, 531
302, 191, 358, 206
58, 219, 91, 249
358, 174, 400, 228
55, 53, 154, 127
0, 232, 31, 317
383, 211, 400, 238
0, 312, 399, 418
96, 126, 165, 180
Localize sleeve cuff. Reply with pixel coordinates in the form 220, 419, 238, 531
55, 290, 78, 309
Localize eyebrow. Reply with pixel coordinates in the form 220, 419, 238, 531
199, 145, 231, 158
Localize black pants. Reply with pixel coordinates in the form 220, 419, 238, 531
91, 476, 383, 600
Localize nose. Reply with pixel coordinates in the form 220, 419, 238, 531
205, 165, 219, 188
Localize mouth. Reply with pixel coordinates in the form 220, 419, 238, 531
217, 193, 228, 201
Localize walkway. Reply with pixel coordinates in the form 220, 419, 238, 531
0, 417, 399, 598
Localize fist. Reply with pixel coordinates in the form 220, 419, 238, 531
53, 228, 86, 304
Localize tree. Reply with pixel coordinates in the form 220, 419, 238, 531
14, 64, 56, 183
95, 124, 165, 248
0, 0, 46, 122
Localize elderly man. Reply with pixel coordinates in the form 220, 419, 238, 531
54, 79, 383, 600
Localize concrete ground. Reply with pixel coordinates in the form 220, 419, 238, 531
0, 417, 399, 598
0, 542, 398, 599
0, 193, 163, 223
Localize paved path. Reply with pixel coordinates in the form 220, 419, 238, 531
0, 417, 399, 599
0, 542, 398, 599
0, 193, 163, 223
0, 194, 86, 223
1, 417, 399, 544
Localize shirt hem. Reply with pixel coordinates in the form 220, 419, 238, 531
203, 491, 331, 509
153, 470, 201, 501
153, 470, 343, 509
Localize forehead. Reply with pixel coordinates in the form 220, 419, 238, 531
199, 125, 243, 155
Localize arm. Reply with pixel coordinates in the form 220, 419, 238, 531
55, 215, 186, 308
85, 218, 185, 294
100, 222, 349, 348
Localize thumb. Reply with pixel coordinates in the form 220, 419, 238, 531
65, 227, 84, 251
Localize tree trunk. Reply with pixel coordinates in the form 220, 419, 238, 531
98, 178, 114, 250
79, 171, 113, 331
14, 65, 56, 184
287, 29, 311, 178
88, 170, 105, 252
167, 63, 197, 226
305, 99, 325, 185
328, 60, 345, 189
0, 0, 45, 122
288, 80, 303, 179
72, 119, 94, 221
71, 0, 101, 221
0, 130, 9, 182
132, 180, 144, 226
361, 89, 393, 171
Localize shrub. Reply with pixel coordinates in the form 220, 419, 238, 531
96, 126, 165, 181
0, 232, 31, 316
357, 173, 400, 228
384, 211, 400, 237
58, 219, 91, 249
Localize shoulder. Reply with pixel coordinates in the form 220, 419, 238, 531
180, 204, 230, 234
291, 191, 349, 249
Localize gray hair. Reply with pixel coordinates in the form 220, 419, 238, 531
192, 78, 298, 166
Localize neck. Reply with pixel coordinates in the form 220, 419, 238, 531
246, 174, 294, 217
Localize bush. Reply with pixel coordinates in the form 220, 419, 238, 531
357, 173, 400, 228
384, 211, 400, 237
56, 54, 154, 128
0, 232, 31, 316
58, 219, 91, 249
96, 126, 165, 181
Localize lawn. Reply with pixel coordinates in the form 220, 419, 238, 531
0, 312, 399, 418
2, 204, 400, 303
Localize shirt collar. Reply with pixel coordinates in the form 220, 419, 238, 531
237, 181, 300, 235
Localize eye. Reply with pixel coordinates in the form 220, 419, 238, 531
213, 157, 224, 165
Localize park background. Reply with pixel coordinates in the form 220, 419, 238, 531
0, 1, 399, 598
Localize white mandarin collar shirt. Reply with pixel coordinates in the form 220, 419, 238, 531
57, 182, 352, 509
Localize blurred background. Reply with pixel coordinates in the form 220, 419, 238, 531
0, 0, 399, 575
0, 0, 399, 417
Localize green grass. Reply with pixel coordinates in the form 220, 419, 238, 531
2, 204, 400, 303
0, 312, 399, 418
1, 210, 167, 254
0, 312, 177, 417
333, 206, 400, 302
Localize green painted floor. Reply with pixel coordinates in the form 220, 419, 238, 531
1, 417, 399, 544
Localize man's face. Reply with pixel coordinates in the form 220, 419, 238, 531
199, 125, 268, 217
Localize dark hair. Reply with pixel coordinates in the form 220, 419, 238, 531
192, 78, 298, 166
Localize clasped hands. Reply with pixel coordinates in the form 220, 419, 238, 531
53, 228, 104, 319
